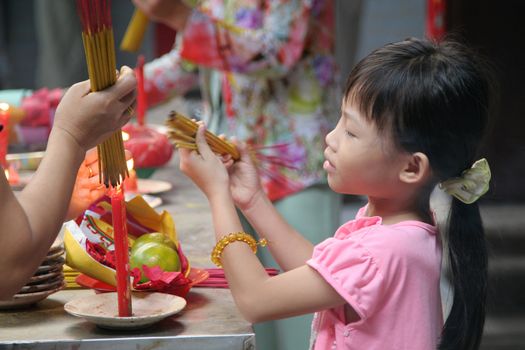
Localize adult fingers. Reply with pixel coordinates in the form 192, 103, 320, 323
119, 87, 137, 106
84, 148, 98, 166
66, 79, 91, 98
84, 160, 100, 180
115, 100, 136, 128
106, 66, 137, 100
131, 0, 147, 12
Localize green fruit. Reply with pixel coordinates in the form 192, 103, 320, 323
131, 232, 176, 253
130, 242, 181, 283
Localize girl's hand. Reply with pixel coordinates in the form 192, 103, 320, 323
179, 124, 230, 199
66, 148, 132, 220
132, 0, 192, 31
53, 66, 137, 152
226, 142, 265, 212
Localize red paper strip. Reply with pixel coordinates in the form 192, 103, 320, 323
0, 104, 10, 168
110, 187, 132, 316
136, 55, 146, 126
426, 0, 446, 40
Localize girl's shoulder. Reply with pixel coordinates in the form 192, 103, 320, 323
329, 216, 440, 265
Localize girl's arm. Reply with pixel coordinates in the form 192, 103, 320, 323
222, 143, 315, 271
0, 68, 136, 299
241, 192, 315, 271
179, 126, 351, 323
209, 191, 349, 323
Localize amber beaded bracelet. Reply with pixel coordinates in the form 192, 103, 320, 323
211, 232, 268, 268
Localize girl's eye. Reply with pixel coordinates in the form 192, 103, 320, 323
346, 130, 355, 137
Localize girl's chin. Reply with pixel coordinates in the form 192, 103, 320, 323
326, 176, 340, 192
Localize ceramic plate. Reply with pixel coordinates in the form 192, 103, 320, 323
0, 282, 65, 310
43, 248, 65, 262
19, 276, 64, 294
28, 270, 63, 285
48, 241, 64, 255
64, 292, 186, 330
137, 179, 172, 194
35, 258, 65, 274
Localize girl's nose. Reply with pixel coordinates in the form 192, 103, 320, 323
325, 128, 336, 149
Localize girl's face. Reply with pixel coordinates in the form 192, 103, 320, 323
324, 99, 406, 197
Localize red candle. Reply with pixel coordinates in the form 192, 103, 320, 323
0, 103, 10, 168
136, 55, 146, 126
110, 186, 132, 316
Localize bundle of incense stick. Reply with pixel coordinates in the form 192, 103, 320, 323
77, 0, 128, 187
167, 112, 240, 160
166, 112, 302, 190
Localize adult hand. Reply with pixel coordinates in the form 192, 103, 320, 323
53, 66, 137, 152
132, 0, 192, 31
66, 148, 132, 220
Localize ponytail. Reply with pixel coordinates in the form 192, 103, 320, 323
439, 198, 488, 350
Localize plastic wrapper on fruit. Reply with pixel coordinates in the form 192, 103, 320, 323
64, 195, 193, 297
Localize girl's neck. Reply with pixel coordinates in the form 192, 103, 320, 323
366, 195, 433, 226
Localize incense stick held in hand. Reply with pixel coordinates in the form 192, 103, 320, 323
77, 0, 129, 187
166, 112, 240, 160
166, 111, 302, 191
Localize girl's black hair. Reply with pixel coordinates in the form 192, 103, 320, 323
344, 37, 494, 349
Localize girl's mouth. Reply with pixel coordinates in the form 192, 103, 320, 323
323, 159, 335, 172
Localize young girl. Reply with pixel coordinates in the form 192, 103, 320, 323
179, 38, 493, 349
0, 66, 136, 299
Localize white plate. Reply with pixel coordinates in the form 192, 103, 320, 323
35, 261, 64, 274
28, 270, 63, 285
0, 282, 65, 310
43, 248, 65, 262
64, 292, 186, 330
19, 276, 64, 294
137, 179, 172, 194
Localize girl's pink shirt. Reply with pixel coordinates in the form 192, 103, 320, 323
306, 206, 443, 350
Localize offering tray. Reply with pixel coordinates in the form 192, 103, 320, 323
64, 291, 186, 330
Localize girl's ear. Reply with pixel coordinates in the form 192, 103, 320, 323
399, 152, 431, 184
